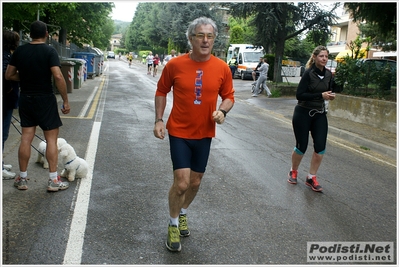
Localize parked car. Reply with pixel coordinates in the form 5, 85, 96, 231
357, 58, 397, 86
107, 51, 115, 59
325, 59, 337, 76
357, 58, 396, 71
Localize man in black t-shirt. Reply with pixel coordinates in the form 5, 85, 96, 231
5, 20, 71, 192
252, 56, 264, 84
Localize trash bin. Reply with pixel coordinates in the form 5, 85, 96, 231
65, 58, 84, 89
83, 47, 104, 76
93, 48, 104, 75
94, 54, 101, 76
72, 52, 96, 79
60, 61, 75, 93
81, 59, 87, 81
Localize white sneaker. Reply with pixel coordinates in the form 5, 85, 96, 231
3, 164, 12, 171
47, 176, 69, 192
3, 169, 16, 179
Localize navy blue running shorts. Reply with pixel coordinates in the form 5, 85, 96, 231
169, 135, 212, 173
18, 93, 63, 130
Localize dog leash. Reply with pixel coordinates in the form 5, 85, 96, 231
11, 115, 45, 156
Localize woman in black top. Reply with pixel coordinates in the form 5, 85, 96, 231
287, 45, 338, 192
2, 30, 20, 179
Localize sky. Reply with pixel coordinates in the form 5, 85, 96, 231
110, 1, 344, 22
111, 1, 139, 22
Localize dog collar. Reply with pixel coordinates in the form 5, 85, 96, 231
66, 158, 77, 165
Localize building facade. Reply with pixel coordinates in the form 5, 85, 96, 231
110, 33, 122, 51
327, 7, 396, 60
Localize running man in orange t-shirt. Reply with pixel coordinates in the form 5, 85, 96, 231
153, 17, 235, 252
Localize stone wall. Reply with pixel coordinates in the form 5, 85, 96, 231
271, 84, 396, 134
329, 94, 397, 133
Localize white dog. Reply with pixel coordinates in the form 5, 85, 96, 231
59, 143, 89, 182
36, 138, 68, 169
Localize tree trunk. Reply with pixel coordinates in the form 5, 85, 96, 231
272, 8, 288, 83
273, 39, 285, 83
59, 28, 67, 45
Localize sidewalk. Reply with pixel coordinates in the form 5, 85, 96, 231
327, 114, 396, 159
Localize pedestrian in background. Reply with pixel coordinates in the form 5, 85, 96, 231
152, 53, 160, 77
251, 56, 264, 84
164, 49, 176, 65
288, 45, 337, 192
252, 57, 271, 97
5, 20, 71, 191
128, 53, 133, 67
227, 55, 238, 79
153, 17, 235, 252
146, 51, 154, 74
2, 30, 20, 179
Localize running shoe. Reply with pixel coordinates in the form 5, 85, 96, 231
47, 176, 69, 192
179, 214, 190, 237
14, 176, 28, 190
3, 164, 12, 171
287, 170, 298, 184
166, 224, 181, 252
305, 176, 323, 192
3, 169, 16, 179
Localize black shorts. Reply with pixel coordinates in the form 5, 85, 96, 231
169, 135, 212, 173
18, 93, 63, 130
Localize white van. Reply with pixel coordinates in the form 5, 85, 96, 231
226, 44, 264, 80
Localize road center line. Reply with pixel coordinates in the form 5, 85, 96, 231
63, 121, 101, 265
63, 75, 107, 265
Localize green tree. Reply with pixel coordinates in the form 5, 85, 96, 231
124, 3, 153, 52
113, 20, 130, 35
125, 3, 226, 54
2, 2, 114, 49
284, 35, 315, 64
344, 3, 396, 36
227, 17, 256, 46
225, 2, 340, 82
101, 18, 115, 50
358, 23, 396, 52
345, 3, 396, 51
229, 25, 244, 43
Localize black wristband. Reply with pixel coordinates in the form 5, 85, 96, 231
155, 118, 163, 124
219, 109, 227, 117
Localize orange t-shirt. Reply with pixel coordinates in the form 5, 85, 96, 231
156, 54, 235, 139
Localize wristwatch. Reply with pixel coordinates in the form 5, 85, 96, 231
155, 118, 163, 124
219, 109, 227, 117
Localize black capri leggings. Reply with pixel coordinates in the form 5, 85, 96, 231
292, 105, 328, 155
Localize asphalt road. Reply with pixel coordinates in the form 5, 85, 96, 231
2, 58, 396, 265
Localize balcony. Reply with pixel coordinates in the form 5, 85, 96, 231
327, 41, 347, 54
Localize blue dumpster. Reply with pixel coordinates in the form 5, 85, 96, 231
72, 52, 96, 79
82, 47, 104, 76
